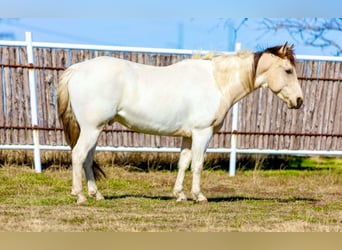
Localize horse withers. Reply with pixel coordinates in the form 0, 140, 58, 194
57, 43, 303, 204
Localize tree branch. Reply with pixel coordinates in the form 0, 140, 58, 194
261, 18, 342, 55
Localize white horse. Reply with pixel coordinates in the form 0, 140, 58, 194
57, 43, 303, 204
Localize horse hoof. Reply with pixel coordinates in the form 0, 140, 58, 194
95, 192, 105, 201
174, 192, 187, 202
89, 191, 104, 201
176, 196, 187, 202
192, 193, 208, 203
76, 195, 88, 205
194, 198, 208, 204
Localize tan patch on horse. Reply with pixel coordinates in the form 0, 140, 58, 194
57, 67, 80, 149
211, 52, 255, 97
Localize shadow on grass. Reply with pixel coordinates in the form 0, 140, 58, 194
104, 194, 174, 201
104, 194, 318, 203
207, 196, 318, 203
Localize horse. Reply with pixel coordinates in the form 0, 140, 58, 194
57, 42, 303, 205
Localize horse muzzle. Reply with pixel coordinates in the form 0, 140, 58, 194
288, 96, 303, 109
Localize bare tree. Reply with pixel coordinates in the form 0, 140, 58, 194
261, 18, 342, 55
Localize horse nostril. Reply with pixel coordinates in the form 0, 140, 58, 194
296, 97, 303, 108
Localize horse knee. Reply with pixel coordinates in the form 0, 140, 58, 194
178, 149, 192, 170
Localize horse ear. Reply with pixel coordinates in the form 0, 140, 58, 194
279, 42, 289, 55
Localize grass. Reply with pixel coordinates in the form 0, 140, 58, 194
0, 157, 341, 232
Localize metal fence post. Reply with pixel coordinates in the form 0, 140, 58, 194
229, 103, 239, 176
26, 31, 42, 173
229, 43, 241, 177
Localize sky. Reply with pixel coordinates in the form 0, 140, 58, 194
0, 0, 341, 56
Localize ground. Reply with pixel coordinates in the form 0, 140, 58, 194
0, 158, 341, 232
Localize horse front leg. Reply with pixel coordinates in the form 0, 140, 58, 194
190, 128, 213, 203
173, 137, 192, 202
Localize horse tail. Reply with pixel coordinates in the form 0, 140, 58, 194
57, 67, 80, 149
57, 67, 106, 180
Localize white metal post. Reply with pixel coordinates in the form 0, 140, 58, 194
26, 32, 42, 173
229, 43, 241, 177
229, 104, 239, 176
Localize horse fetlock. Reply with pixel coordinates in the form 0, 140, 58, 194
71, 188, 82, 196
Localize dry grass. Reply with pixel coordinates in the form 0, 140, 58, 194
0, 163, 341, 232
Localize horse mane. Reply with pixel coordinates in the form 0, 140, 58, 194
191, 50, 252, 61
192, 43, 295, 66
253, 43, 296, 71
264, 44, 296, 66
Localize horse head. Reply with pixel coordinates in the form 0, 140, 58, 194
255, 42, 303, 109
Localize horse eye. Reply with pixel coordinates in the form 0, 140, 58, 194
285, 69, 293, 74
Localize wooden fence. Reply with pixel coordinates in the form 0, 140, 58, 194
0, 46, 341, 156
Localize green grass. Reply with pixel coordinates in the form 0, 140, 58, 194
0, 157, 341, 232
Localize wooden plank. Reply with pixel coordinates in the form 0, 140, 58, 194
15, 47, 26, 144
34, 48, 46, 145
320, 61, 332, 150
51, 49, 61, 145
3, 47, 13, 144
6, 47, 15, 144
54, 49, 68, 145
20, 47, 33, 144
239, 91, 249, 149
267, 89, 276, 149
272, 89, 281, 149
300, 61, 311, 150
317, 60, 327, 152
263, 86, 273, 149
0, 47, 4, 144
43, 48, 54, 146
11, 47, 20, 144
330, 62, 342, 150
306, 61, 318, 150
293, 61, 306, 150
254, 90, 262, 148
237, 94, 245, 148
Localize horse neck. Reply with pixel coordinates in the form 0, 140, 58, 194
212, 53, 256, 108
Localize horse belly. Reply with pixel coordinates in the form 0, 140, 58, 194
115, 106, 191, 137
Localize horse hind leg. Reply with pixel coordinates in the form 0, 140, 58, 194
71, 127, 102, 205
83, 145, 105, 201
173, 137, 192, 202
